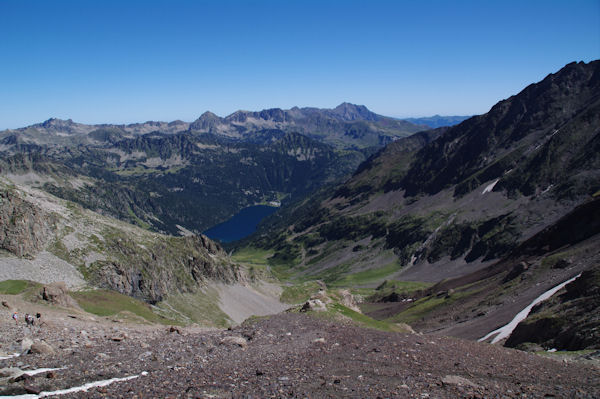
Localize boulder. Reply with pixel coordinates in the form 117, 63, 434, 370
441, 375, 481, 388
40, 283, 80, 308
338, 289, 361, 312
24, 385, 41, 394
168, 326, 182, 334
503, 262, 529, 283
310, 290, 331, 304
0, 367, 24, 379
395, 323, 415, 334
220, 336, 248, 349
21, 337, 33, 353
29, 340, 55, 355
300, 299, 326, 312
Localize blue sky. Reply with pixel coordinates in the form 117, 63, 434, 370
1, 0, 598, 129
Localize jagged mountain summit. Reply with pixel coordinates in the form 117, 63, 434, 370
187, 102, 425, 148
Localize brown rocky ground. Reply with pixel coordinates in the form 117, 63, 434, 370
0, 304, 598, 399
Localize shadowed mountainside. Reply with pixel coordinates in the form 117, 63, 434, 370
248, 61, 599, 289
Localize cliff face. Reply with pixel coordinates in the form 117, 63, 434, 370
0, 188, 56, 257
87, 234, 243, 304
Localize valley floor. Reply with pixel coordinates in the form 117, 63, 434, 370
0, 306, 598, 398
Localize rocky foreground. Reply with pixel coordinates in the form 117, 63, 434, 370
0, 308, 598, 398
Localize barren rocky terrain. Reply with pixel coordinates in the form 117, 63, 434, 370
0, 299, 597, 398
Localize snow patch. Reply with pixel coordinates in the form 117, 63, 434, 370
479, 273, 582, 344
0, 372, 148, 398
0, 353, 20, 360
24, 367, 65, 376
482, 179, 499, 195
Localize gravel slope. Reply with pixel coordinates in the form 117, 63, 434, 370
214, 282, 289, 324
0, 252, 85, 289
0, 304, 597, 398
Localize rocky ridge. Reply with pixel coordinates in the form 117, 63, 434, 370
2, 103, 425, 150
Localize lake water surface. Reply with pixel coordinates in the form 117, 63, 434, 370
203, 205, 278, 243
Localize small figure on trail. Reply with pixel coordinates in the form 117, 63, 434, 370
35, 313, 45, 328
25, 314, 35, 327
12, 312, 18, 325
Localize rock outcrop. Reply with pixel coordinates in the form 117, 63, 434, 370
40, 283, 80, 309
87, 234, 243, 304
0, 188, 55, 257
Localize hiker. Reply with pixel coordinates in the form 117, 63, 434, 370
12, 312, 18, 325
25, 314, 35, 327
35, 313, 45, 328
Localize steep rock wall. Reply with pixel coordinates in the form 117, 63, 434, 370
0, 188, 55, 257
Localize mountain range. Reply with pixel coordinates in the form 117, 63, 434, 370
0, 60, 598, 354
0, 103, 427, 234
2, 102, 425, 149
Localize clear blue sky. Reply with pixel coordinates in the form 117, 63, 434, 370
1, 0, 598, 129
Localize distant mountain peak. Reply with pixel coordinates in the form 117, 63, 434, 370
198, 111, 220, 120
334, 102, 366, 110
40, 117, 75, 127
331, 102, 380, 121
225, 110, 249, 123
189, 111, 222, 131
258, 108, 287, 122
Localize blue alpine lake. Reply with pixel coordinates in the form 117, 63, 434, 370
203, 205, 279, 243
